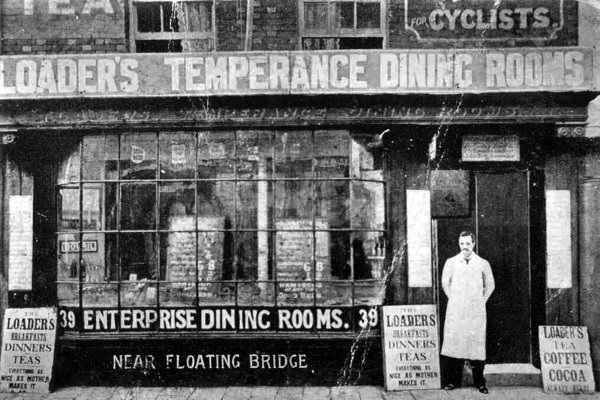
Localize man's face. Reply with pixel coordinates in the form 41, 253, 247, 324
459, 235, 474, 258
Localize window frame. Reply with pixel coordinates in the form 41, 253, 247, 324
129, 0, 217, 52
55, 129, 387, 310
298, 0, 387, 48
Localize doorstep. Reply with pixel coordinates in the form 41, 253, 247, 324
484, 363, 542, 386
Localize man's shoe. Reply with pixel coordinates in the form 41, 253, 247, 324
444, 384, 455, 391
478, 386, 489, 394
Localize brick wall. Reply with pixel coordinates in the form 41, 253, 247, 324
215, 0, 298, 52
251, 0, 298, 51
1, 0, 127, 54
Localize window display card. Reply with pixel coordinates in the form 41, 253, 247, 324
406, 190, 432, 287
545, 190, 572, 288
8, 195, 33, 291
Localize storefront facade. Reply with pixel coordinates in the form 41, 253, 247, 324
0, 0, 599, 389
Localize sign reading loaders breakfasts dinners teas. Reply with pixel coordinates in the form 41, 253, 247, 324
539, 326, 595, 394
382, 305, 441, 391
0, 308, 58, 393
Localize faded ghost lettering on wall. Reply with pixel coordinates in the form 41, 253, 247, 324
21, 0, 119, 15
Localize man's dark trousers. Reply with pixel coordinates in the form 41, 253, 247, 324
442, 355, 486, 387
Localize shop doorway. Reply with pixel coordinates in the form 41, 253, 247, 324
437, 171, 534, 364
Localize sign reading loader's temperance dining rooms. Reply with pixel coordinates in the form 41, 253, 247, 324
0, 48, 594, 99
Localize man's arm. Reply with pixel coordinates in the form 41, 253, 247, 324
441, 259, 453, 298
482, 261, 495, 302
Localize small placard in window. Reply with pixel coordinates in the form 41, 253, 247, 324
171, 143, 187, 164
130, 145, 146, 164
60, 240, 98, 253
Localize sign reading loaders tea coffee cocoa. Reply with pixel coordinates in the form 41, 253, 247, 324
539, 326, 595, 394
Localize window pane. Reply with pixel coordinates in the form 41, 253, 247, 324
278, 282, 314, 306
199, 282, 235, 305
121, 281, 158, 307
120, 233, 157, 281
82, 185, 103, 230
198, 131, 234, 178
238, 281, 275, 306
275, 131, 311, 178
57, 233, 80, 280
159, 182, 195, 230
315, 181, 350, 228
160, 282, 196, 306
330, 231, 350, 279
82, 135, 118, 180
161, 231, 195, 282
236, 131, 272, 179
236, 181, 259, 229
352, 231, 385, 280
83, 284, 118, 307
120, 183, 156, 230
315, 130, 349, 177
304, 2, 327, 31
184, 1, 212, 31
275, 181, 312, 221
234, 232, 258, 280
198, 181, 234, 222
275, 226, 313, 281
196, 230, 226, 303
159, 132, 195, 179
137, 3, 162, 32
58, 144, 80, 184
165, 2, 179, 32
350, 135, 377, 179
331, 2, 354, 29
82, 233, 108, 282
357, 2, 380, 29
120, 133, 157, 180
354, 280, 384, 305
58, 187, 79, 231
57, 283, 78, 306
106, 233, 119, 280
103, 183, 118, 230
319, 282, 352, 306
352, 180, 384, 230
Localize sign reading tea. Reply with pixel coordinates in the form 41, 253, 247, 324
539, 326, 595, 394
381, 305, 441, 391
0, 308, 57, 393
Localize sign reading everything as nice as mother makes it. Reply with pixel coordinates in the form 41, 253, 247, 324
0, 308, 57, 394
382, 305, 441, 391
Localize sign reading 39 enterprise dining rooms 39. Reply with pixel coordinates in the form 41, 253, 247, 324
0, 48, 594, 99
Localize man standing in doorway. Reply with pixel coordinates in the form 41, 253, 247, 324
441, 231, 495, 394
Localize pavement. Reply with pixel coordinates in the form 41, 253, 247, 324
0, 386, 598, 400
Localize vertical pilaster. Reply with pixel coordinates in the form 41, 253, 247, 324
579, 148, 600, 390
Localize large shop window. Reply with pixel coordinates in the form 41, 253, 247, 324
56, 130, 386, 312
132, 0, 215, 52
300, 0, 385, 50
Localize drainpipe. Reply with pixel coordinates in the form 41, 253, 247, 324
244, 0, 253, 51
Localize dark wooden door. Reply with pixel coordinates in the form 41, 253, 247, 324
437, 171, 531, 364
476, 172, 531, 363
